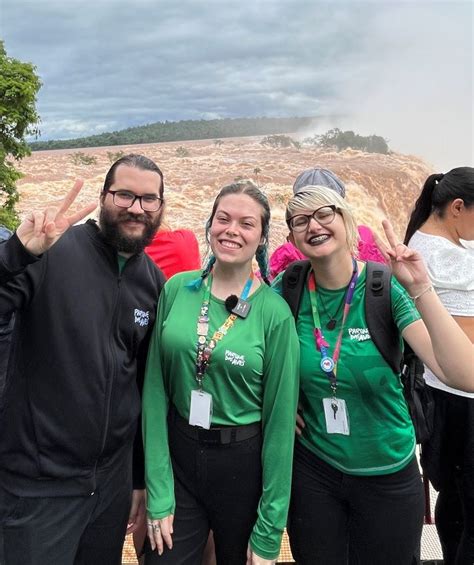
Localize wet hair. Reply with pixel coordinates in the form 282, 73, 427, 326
203, 180, 271, 285
102, 154, 164, 198
286, 185, 359, 255
404, 167, 474, 244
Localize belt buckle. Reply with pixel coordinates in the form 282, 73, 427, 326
198, 428, 222, 444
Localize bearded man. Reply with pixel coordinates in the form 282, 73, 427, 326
0, 154, 166, 565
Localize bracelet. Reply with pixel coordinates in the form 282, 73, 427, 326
409, 285, 434, 302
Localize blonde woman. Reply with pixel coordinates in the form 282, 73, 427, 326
274, 186, 473, 564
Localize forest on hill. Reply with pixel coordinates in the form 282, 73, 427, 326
28, 116, 316, 151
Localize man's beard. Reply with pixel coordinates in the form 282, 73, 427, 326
99, 207, 162, 254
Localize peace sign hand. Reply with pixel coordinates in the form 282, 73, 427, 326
377, 220, 431, 297
16, 180, 98, 256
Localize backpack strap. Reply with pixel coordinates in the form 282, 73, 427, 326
282, 259, 403, 373
365, 261, 402, 374
282, 260, 311, 321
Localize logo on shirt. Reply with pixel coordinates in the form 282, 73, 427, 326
134, 309, 150, 327
225, 350, 245, 367
348, 328, 371, 342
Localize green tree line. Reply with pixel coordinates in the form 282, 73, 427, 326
29, 116, 315, 151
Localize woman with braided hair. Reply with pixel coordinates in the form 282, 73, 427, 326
142, 180, 299, 565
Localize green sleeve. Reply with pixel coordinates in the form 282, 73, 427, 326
142, 285, 175, 519
249, 314, 300, 560
390, 277, 421, 333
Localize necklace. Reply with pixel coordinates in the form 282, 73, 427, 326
317, 289, 345, 331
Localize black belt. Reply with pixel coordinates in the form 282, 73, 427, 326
172, 411, 261, 445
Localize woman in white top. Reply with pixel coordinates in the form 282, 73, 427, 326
405, 166, 474, 565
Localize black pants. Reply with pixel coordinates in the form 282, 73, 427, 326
0, 449, 132, 565
144, 415, 262, 565
422, 388, 474, 565
288, 442, 424, 565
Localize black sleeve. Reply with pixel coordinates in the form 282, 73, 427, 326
0, 233, 44, 316
132, 327, 150, 489
132, 417, 146, 490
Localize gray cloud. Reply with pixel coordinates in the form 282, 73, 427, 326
1, 0, 472, 169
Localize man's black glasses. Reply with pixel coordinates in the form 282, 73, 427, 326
106, 190, 163, 212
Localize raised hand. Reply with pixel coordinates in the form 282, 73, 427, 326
16, 180, 97, 256
378, 220, 431, 297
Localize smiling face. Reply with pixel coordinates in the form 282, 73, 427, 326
289, 206, 350, 261
286, 186, 359, 261
208, 193, 264, 269
100, 164, 164, 254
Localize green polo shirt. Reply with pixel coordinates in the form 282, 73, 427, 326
273, 266, 420, 475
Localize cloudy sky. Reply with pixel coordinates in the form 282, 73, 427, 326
1, 0, 472, 169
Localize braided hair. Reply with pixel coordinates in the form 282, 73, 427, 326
256, 245, 270, 286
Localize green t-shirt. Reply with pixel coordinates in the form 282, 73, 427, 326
143, 270, 300, 560
273, 265, 420, 476
117, 254, 127, 273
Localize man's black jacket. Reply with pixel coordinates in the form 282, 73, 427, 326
0, 221, 165, 496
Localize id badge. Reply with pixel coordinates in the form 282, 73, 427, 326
189, 390, 213, 429
322, 398, 350, 435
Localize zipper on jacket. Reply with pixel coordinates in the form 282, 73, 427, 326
93, 253, 142, 478
94, 268, 123, 476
